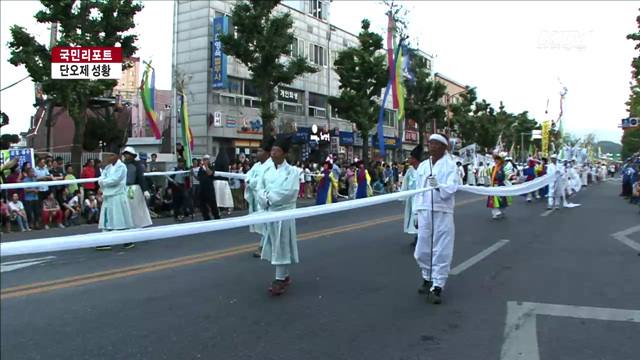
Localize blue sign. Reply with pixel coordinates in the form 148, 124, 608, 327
293, 127, 310, 143
339, 132, 354, 146
372, 136, 401, 149
0, 148, 35, 171
212, 17, 228, 89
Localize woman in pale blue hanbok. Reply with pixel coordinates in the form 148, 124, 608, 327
256, 134, 300, 295
96, 153, 134, 251
401, 144, 422, 246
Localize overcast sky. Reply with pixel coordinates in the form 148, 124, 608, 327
1, 1, 637, 144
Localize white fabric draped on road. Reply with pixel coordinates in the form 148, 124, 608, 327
0, 174, 557, 257
0, 170, 245, 190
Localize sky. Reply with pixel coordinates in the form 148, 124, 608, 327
0, 0, 637, 144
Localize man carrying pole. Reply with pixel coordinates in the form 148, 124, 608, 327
413, 133, 459, 304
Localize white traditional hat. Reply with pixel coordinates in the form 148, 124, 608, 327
122, 146, 137, 156
550, 154, 558, 159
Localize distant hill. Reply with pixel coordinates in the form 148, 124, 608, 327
597, 141, 622, 155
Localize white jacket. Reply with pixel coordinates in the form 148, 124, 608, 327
413, 153, 459, 214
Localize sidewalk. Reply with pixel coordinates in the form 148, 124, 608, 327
1, 197, 318, 243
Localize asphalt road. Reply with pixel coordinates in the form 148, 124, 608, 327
1, 181, 639, 360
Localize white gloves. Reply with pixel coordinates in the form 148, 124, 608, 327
143, 191, 150, 200
428, 176, 439, 188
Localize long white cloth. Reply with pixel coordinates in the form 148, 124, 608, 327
414, 210, 455, 289
128, 185, 152, 228
400, 167, 417, 234
214, 180, 234, 208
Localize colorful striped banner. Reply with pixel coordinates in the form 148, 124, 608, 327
139, 61, 162, 139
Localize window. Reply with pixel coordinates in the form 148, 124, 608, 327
129, 81, 134, 87
278, 102, 302, 115
383, 109, 396, 128
130, 71, 134, 77
331, 107, 341, 119
308, 92, 327, 118
426, 58, 432, 71
309, 44, 327, 66
308, 0, 327, 21
221, 95, 235, 105
226, 77, 242, 95
289, 37, 305, 57
245, 81, 258, 97
331, 50, 338, 67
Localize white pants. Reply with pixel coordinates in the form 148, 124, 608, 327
547, 182, 567, 208
414, 210, 455, 289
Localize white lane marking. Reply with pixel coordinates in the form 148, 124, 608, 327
1, 256, 56, 273
540, 209, 554, 217
1, 256, 56, 265
611, 225, 640, 252
501, 301, 640, 360
450, 240, 509, 275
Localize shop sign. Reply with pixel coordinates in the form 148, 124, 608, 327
339, 132, 354, 145
310, 124, 330, 143
278, 88, 299, 103
404, 130, 418, 143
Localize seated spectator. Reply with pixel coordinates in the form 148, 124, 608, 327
84, 191, 99, 224
1, 200, 10, 233
59, 188, 76, 226
67, 189, 82, 216
8, 193, 30, 232
42, 191, 65, 229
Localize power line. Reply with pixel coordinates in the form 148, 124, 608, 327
0, 76, 30, 92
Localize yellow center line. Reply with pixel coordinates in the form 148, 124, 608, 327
1, 196, 484, 299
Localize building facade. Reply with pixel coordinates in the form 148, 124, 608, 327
174, 0, 431, 164
114, 57, 141, 101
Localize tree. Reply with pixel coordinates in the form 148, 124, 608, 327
7, 0, 142, 172
623, 9, 640, 158
405, 54, 447, 147
218, 0, 317, 141
450, 88, 478, 145
330, 19, 388, 167
0, 134, 21, 150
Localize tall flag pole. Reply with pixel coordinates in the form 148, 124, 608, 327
178, 80, 194, 165
378, 44, 403, 157
387, 13, 399, 110
139, 61, 162, 139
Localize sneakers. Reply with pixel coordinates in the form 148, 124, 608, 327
253, 246, 262, 258
430, 286, 443, 304
58, 224, 65, 228
96, 245, 112, 251
44, 225, 50, 230
418, 279, 432, 294
269, 279, 287, 294
411, 236, 417, 247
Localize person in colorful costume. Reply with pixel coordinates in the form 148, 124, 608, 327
522, 159, 538, 202
535, 157, 549, 198
487, 153, 516, 219
315, 161, 338, 205
354, 160, 371, 199
245, 135, 275, 258
401, 144, 422, 247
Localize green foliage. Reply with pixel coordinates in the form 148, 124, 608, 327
329, 19, 388, 167
83, 114, 127, 153
405, 52, 447, 146
596, 140, 622, 155
623, 10, 640, 157
0, 134, 21, 150
218, 0, 317, 140
7, 0, 142, 170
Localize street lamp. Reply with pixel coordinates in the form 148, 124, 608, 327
445, 86, 476, 138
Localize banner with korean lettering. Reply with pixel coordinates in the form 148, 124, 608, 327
212, 17, 228, 89
541, 120, 550, 157
51, 47, 122, 80
0, 148, 35, 171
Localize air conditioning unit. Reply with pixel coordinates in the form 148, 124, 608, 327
165, 104, 171, 109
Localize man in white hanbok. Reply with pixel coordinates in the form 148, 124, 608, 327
401, 144, 422, 247
245, 136, 275, 257
256, 134, 300, 295
96, 153, 135, 251
477, 161, 488, 187
413, 134, 459, 304
547, 154, 564, 210
467, 161, 477, 186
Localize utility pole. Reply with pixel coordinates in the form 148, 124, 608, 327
45, 22, 59, 152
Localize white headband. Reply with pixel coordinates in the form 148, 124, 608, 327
429, 134, 448, 147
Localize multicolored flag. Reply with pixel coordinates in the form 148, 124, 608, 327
139, 61, 162, 139
178, 81, 194, 165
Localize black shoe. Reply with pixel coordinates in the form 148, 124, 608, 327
411, 236, 417, 247
122, 243, 135, 249
431, 286, 443, 304
96, 245, 112, 251
253, 247, 262, 258
418, 280, 432, 294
